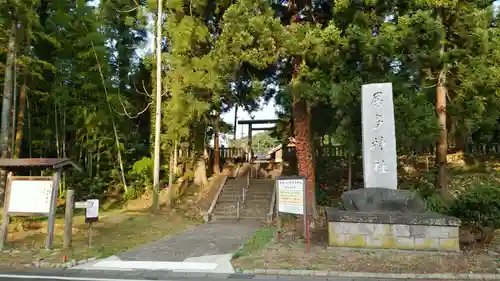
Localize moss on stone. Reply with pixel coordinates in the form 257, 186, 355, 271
344, 234, 365, 247
381, 236, 395, 248
414, 238, 435, 249
439, 238, 459, 250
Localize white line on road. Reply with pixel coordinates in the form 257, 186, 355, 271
0, 274, 178, 281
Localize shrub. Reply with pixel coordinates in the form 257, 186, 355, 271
448, 183, 500, 229
126, 157, 154, 199
123, 187, 143, 201
423, 193, 449, 214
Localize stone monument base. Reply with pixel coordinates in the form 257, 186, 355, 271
325, 208, 461, 252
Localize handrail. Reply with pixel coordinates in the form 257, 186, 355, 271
243, 165, 250, 205
235, 164, 241, 178
204, 175, 228, 222
236, 200, 240, 221
267, 181, 277, 223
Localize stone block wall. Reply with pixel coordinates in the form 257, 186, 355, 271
328, 222, 460, 251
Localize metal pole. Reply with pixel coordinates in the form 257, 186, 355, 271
303, 178, 310, 250
276, 179, 281, 242
236, 201, 240, 221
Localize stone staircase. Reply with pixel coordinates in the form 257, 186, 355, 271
241, 179, 274, 220
212, 178, 245, 221
211, 177, 274, 222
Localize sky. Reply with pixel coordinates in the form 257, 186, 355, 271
222, 100, 278, 139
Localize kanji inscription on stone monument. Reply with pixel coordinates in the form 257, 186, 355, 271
362, 83, 397, 189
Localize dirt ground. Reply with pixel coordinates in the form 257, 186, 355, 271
232, 222, 500, 274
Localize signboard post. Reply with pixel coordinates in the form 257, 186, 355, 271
0, 174, 58, 250
275, 176, 309, 247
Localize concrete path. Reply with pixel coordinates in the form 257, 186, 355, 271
72, 221, 262, 273
118, 221, 261, 261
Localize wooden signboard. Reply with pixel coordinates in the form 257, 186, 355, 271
1, 173, 60, 249
8, 178, 54, 214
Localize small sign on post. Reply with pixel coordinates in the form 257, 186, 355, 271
275, 176, 309, 247
74, 199, 99, 247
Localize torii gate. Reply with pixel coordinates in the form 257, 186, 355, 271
237, 119, 277, 161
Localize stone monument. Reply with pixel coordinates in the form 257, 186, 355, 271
361, 83, 397, 190
324, 83, 461, 252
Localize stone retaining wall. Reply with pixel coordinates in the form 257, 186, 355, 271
328, 221, 460, 251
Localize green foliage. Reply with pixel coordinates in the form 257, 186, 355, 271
315, 182, 329, 207
1, 0, 500, 206
448, 183, 500, 229
423, 193, 449, 214
130, 157, 154, 185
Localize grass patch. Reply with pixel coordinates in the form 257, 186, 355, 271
0, 209, 197, 265
233, 227, 274, 259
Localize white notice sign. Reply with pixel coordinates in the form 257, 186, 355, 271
361, 83, 398, 189
86, 199, 99, 221
277, 178, 305, 215
8, 179, 54, 214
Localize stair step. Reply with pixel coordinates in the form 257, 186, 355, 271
243, 195, 273, 199
240, 208, 269, 215
214, 203, 239, 213
218, 199, 242, 204
243, 208, 270, 212
246, 190, 273, 194
212, 215, 265, 221
247, 188, 273, 191
244, 205, 271, 209
244, 198, 271, 203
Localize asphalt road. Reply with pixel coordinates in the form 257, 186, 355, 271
0, 269, 477, 281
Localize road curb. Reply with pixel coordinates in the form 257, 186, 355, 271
0, 256, 98, 269
235, 268, 500, 280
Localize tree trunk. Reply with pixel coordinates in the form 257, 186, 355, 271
308, 106, 319, 219
11, 51, 17, 155
0, 21, 17, 204
436, 68, 449, 200
1, 21, 16, 158
213, 111, 221, 174
292, 95, 316, 221
347, 152, 352, 190
14, 31, 29, 158
168, 140, 178, 205
194, 155, 208, 187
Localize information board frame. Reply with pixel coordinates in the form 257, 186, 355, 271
7, 176, 55, 215
1, 173, 60, 250
275, 176, 309, 247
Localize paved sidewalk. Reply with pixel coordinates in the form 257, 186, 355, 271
118, 221, 262, 261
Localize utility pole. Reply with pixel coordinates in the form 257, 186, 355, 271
152, 0, 163, 212
233, 105, 238, 140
